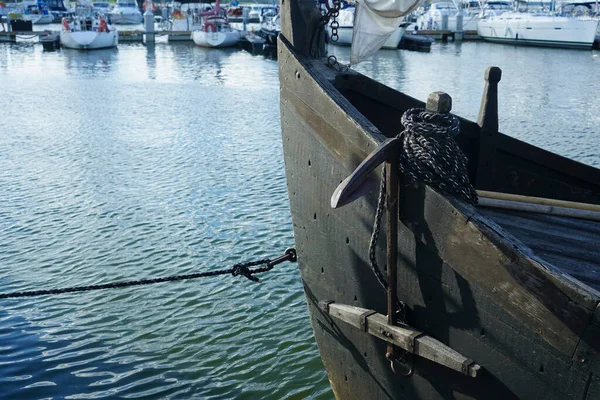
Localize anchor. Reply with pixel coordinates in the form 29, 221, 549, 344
328, 93, 481, 378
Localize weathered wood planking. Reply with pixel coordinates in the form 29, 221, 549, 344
279, 34, 597, 354
278, 31, 599, 398
321, 302, 482, 377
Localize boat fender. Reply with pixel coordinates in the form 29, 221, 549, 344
205, 22, 217, 32
143, 1, 157, 13
62, 17, 69, 31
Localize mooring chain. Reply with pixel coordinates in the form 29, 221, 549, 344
0, 248, 297, 300
369, 108, 477, 322
320, 0, 350, 72
321, 0, 341, 43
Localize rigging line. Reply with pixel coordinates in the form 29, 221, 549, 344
0, 248, 297, 300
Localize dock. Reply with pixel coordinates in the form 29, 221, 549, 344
0, 29, 272, 54
412, 29, 481, 42
1, 29, 598, 49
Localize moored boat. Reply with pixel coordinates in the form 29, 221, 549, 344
191, 0, 240, 48
60, 13, 118, 50
258, 13, 280, 46
477, 10, 600, 49
416, 1, 479, 31
21, 2, 54, 24
108, 0, 142, 24
278, 0, 600, 399
91, 1, 112, 15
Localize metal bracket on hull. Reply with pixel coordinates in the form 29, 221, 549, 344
319, 301, 482, 378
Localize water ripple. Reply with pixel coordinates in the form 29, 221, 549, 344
0, 42, 331, 399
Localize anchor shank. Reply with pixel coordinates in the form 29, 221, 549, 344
385, 155, 399, 360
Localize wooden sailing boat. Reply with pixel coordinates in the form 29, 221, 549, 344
278, 1, 600, 399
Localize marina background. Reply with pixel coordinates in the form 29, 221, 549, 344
0, 39, 598, 398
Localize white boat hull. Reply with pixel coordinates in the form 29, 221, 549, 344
109, 10, 142, 24
60, 30, 118, 49
191, 30, 240, 48
332, 26, 406, 49
22, 13, 54, 24
478, 14, 599, 49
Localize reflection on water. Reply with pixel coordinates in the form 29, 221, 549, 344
0, 42, 331, 400
62, 48, 119, 75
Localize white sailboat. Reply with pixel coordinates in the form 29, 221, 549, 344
329, 6, 407, 49
477, 1, 600, 49
191, 0, 240, 48
60, 14, 118, 50
108, 0, 142, 24
21, 3, 54, 24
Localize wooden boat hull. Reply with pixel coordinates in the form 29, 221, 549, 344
278, 10, 600, 397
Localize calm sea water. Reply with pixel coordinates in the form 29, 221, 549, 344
0, 39, 598, 399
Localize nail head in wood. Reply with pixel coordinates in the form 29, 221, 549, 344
484, 66, 502, 83
426, 92, 452, 114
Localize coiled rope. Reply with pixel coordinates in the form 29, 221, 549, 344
399, 109, 478, 204
369, 108, 477, 297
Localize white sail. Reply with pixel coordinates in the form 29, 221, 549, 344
351, 0, 422, 64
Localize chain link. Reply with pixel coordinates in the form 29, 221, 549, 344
322, 0, 341, 43
0, 248, 297, 300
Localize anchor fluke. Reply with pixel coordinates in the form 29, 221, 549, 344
330, 137, 402, 209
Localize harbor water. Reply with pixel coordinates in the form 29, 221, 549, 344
0, 40, 598, 399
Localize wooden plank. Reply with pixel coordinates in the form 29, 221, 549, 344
479, 190, 600, 212
496, 135, 600, 190
402, 184, 596, 354
322, 302, 482, 377
478, 197, 600, 221
279, 0, 324, 57
475, 67, 501, 190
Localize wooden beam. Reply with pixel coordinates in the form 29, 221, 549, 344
479, 190, 600, 212
477, 197, 600, 222
476, 66, 502, 191
279, 0, 324, 57
320, 301, 482, 378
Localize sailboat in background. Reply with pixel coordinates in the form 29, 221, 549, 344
478, 0, 599, 48
191, 0, 240, 48
108, 0, 142, 24
60, 13, 118, 49
21, 1, 54, 24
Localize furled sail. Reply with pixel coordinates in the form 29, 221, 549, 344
351, 0, 422, 64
